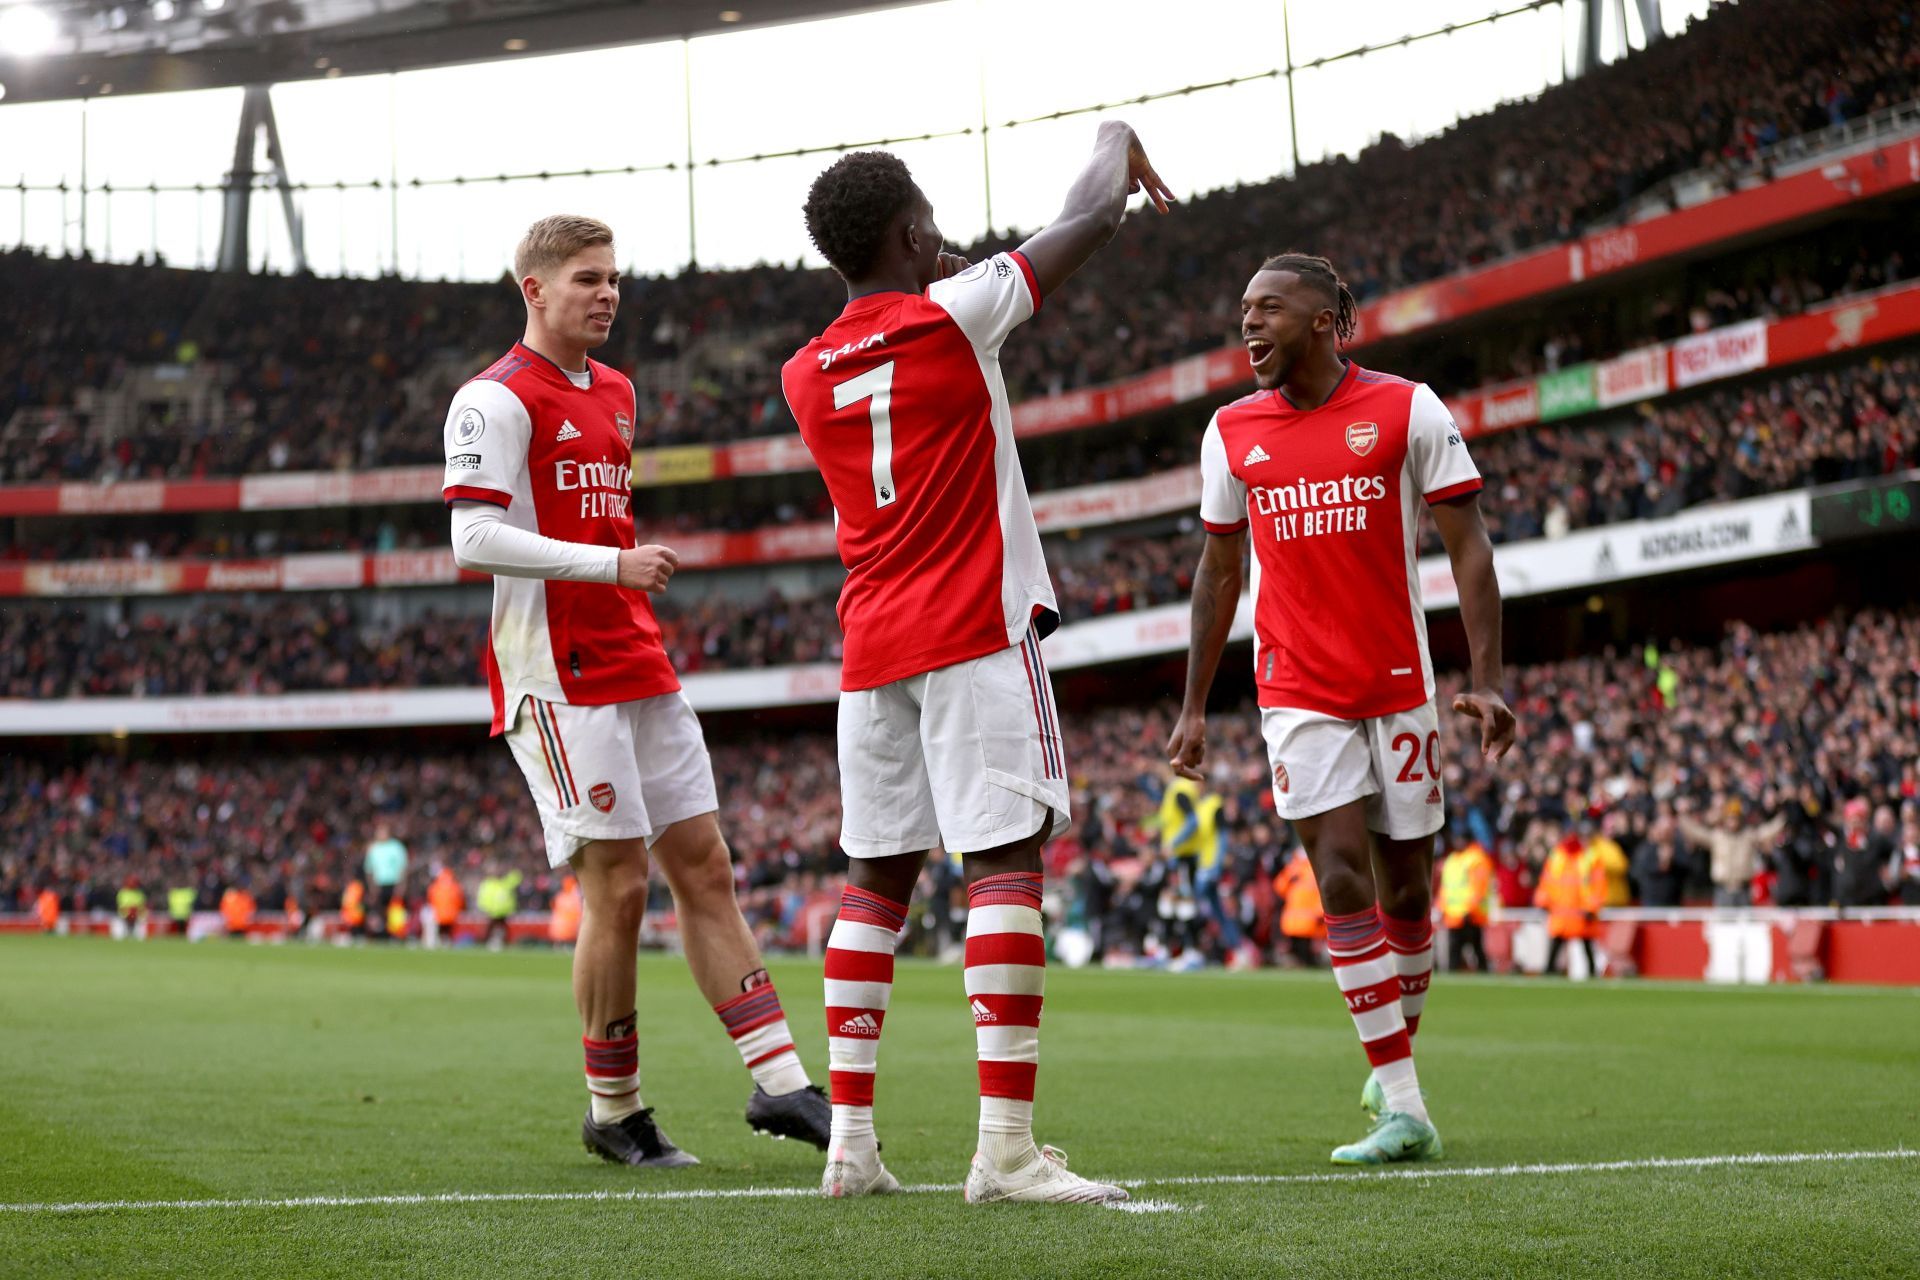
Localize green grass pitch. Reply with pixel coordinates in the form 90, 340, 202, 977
2, 937, 1917, 1278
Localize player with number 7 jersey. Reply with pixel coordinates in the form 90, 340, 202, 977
782, 128, 1175, 1206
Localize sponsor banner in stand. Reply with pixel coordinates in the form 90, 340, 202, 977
1537, 364, 1599, 420
0, 465, 1204, 593
1476, 383, 1540, 436
1766, 277, 1920, 366
1595, 345, 1670, 408
19, 560, 188, 595
0, 689, 493, 735
1672, 319, 1768, 389
279, 552, 367, 591
369, 549, 463, 586
1417, 489, 1815, 610
239, 467, 441, 511
631, 446, 715, 487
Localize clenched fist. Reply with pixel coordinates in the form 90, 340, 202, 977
617, 544, 679, 593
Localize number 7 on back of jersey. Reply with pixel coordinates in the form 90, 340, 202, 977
834, 360, 897, 508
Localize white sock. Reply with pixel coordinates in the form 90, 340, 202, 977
979, 1096, 1040, 1171
587, 1072, 642, 1124
1375, 1059, 1430, 1125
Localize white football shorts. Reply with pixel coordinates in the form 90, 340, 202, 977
504, 692, 719, 868
838, 631, 1072, 858
1259, 699, 1446, 840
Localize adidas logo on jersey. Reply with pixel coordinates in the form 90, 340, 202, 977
1426, 785, 1443, 805
1243, 444, 1271, 466
556, 420, 582, 442
837, 1013, 881, 1037
970, 998, 997, 1025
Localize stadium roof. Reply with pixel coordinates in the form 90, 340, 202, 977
0, 0, 923, 105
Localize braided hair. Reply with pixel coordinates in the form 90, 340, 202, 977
1259, 252, 1357, 346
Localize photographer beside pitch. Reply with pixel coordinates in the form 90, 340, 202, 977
1167, 253, 1517, 1165
442, 215, 830, 1168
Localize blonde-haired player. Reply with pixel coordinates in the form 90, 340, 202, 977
443, 215, 829, 1167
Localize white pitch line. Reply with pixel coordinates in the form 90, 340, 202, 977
4, 1148, 1910, 1216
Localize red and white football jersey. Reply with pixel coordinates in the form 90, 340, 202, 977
782, 252, 1057, 691
1199, 362, 1482, 720
442, 342, 679, 735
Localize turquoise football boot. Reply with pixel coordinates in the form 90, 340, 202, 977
1331, 1110, 1444, 1165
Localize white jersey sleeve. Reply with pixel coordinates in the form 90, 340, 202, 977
1198, 413, 1249, 531
442, 379, 533, 509
1408, 384, 1482, 503
449, 503, 619, 583
926, 251, 1041, 355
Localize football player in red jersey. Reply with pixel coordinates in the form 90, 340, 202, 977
785, 124, 1173, 1204
1168, 253, 1517, 1166
443, 216, 831, 1169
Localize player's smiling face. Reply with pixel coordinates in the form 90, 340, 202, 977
1241, 269, 1328, 390
543, 244, 620, 349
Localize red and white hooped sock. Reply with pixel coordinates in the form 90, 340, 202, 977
583, 1029, 642, 1125
714, 981, 810, 1098
823, 886, 908, 1151
965, 871, 1046, 1171
1383, 911, 1435, 1038
1325, 906, 1428, 1124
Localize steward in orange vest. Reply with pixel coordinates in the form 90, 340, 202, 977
548, 876, 583, 946
341, 879, 367, 937
1271, 848, 1324, 967
1534, 836, 1605, 976
220, 885, 257, 937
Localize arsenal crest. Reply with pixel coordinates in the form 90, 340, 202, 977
589, 782, 616, 813
614, 412, 634, 446
1273, 762, 1290, 794
1345, 421, 1378, 456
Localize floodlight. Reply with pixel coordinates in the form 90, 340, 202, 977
0, 4, 59, 56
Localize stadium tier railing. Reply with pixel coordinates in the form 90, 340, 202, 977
6, 472, 1912, 733
3, 126, 1918, 522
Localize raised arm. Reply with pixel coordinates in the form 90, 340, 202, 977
1016, 121, 1173, 299
1431, 494, 1517, 761
1166, 527, 1246, 780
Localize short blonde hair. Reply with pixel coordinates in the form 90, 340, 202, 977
514, 214, 614, 282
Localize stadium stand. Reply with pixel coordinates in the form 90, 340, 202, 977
7, 346, 1914, 690
2, 0, 1916, 481
9, 608, 1919, 953
7, 0, 1920, 988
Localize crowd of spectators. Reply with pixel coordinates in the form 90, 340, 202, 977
8, 339, 1915, 695
9, 336, 1918, 573
8, 609, 1919, 959
4, 0, 1916, 483
0, 531, 1179, 693
1458, 349, 1920, 552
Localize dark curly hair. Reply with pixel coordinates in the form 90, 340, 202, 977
1260, 251, 1358, 345
804, 151, 922, 282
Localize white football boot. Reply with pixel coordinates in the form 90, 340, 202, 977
820, 1145, 901, 1198
963, 1145, 1130, 1205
